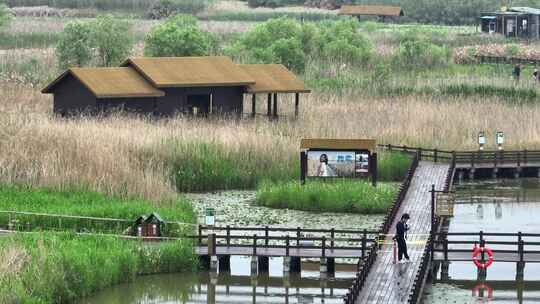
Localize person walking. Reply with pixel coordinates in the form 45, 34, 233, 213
394, 213, 410, 263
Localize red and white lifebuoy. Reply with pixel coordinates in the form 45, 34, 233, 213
472, 245, 494, 269
472, 283, 493, 298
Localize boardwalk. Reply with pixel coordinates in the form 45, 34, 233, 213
356, 161, 449, 304
196, 246, 364, 258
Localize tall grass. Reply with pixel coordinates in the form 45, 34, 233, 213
257, 180, 398, 214
0, 32, 58, 49
206, 11, 339, 22
378, 152, 412, 182
0, 232, 196, 304
0, 185, 195, 234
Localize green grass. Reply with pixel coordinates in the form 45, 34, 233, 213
0, 32, 59, 49
256, 180, 398, 214
0, 232, 196, 304
440, 84, 538, 100
205, 11, 339, 22
0, 184, 195, 234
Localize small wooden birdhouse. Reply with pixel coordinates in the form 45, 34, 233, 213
132, 215, 147, 237
144, 213, 164, 237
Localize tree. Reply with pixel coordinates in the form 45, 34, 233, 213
56, 21, 93, 69
91, 15, 133, 67
144, 14, 216, 57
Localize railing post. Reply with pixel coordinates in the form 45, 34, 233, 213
286, 235, 290, 256
434, 148, 438, 162
265, 225, 269, 247
322, 236, 326, 258
330, 228, 335, 250
362, 229, 367, 259
444, 237, 448, 261
524, 149, 528, 163
518, 231, 524, 262
296, 226, 301, 246
198, 224, 203, 245
253, 234, 257, 256
226, 225, 230, 247
479, 230, 485, 262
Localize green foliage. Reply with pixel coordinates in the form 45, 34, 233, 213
166, 141, 297, 192
441, 84, 538, 100
56, 16, 133, 69
228, 18, 372, 72
56, 21, 93, 69
394, 31, 450, 68
92, 15, 133, 67
377, 152, 412, 182
146, 0, 213, 19
0, 232, 196, 303
144, 14, 217, 57
0, 1, 11, 29
256, 180, 398, 214
315, 19, 374, 65
4, 0, 152, 11
0, 185, 195, 234
504, 44, 520, 58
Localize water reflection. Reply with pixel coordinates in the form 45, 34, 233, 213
81, 261, 354, 304
425, 178, 540, 304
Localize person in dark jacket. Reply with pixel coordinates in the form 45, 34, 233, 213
394, 213, 410, 263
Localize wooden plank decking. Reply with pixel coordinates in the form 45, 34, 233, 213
356, 161, 449, 304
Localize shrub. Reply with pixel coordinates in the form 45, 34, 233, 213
146, 0, 212, 19
315, 19, 374, 65
56, 16, 133, 69
144, 14, 217, 57
56, 21, 93, 69
248, 0, 303, 8
91, 15, 133, 67
394, 32, 450, 68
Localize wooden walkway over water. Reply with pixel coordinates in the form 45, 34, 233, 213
355, 161, 449, 304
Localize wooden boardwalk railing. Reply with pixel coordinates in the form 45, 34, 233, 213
433, 231, 540, 263
379, 144, 540, 168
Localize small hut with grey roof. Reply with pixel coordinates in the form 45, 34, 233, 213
42, 56, 310, 118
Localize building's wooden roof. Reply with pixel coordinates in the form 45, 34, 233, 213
239, 64, 310, 93
301, 139, 376, 151
121, 56, 256, 88
42, 67, 165, 98
339, 5, 403, 17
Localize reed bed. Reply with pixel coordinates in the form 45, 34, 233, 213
256, 180, 398, 214
2, 82, 540, 199
0, 232, 196, 304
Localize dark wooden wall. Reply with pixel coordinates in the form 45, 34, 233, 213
53, 74, 97, 116
51, 76, 244, 117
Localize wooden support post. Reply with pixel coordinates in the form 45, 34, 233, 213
251, 94, 256, 118
431, 184, 435, 261
361, 229, 367, 259
371, 153, 378, 187
252, 234, 257, 256
258, 256, 269, 273
286, 235, 290, 257
226, 225, 230, 246
218, 255, 230, 272
327, 258, 335, 275
198, 224, 203, 245
330, 228, 335, 250
294, 93, 299, 117
296, 227, 301, 246
273, 93, 278, 118
443, 238, 449, 261
321, 236, 326, 258
265, 225, 269, 247
267, 93, 272, 117
290, 257, 301, 273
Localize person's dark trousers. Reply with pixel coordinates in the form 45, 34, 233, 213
396, 238, 409, 261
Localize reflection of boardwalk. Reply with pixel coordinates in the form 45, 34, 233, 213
356, 161, 449, 303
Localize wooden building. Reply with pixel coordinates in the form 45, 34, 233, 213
480, 7, 540, 39
42, 56, 310, 118
338, 5, 404, 21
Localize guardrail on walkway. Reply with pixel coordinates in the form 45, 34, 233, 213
343, 245, 378, 304
379, 144, 540, 167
